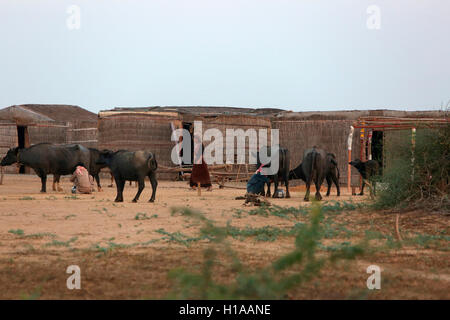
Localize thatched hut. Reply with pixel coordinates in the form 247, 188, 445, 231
0, 104, 98, 173
98, 106, 448, 187
98, 106, 281, 179
272, 109, 448, 191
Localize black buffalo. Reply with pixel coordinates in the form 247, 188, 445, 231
0, 143, 90, 193
349, 159, 380, 196
289, 150, 340, 199
256, 146, 290, 198
325, 153, 340, 197
97, 150, 158, 202
289, 147, 327, 201
88, 148, 111, 192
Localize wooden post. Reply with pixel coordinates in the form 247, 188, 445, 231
359, 123, 365, 193
235, 164, 241, 182
0, 166, 3, 185
347, 126, 354, 194
411, 127, 416, 181
367, 130, 373, 160
197, 183, 201, 196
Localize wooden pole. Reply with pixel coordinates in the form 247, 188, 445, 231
235, 164, 241, 182
197, 183, 201, 196
0, 166, 3, 185
411, 127, 416, 181
359, 123, 365, 193
347, 126, 354, 194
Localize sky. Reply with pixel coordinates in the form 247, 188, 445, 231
0, 0, 449, 113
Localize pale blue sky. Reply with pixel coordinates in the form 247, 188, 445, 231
0, 0, 449, 113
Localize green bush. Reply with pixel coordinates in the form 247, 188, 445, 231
167, 203, 365, 299
375, 122, 449, 211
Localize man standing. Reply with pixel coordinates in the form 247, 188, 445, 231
70, 163, 94, 194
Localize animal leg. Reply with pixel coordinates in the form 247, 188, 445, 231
359, 181, 365, 196
40, 172, 47, 193
114, 177, 125, 202
284, 172, 291, 198
314, 176, 323, 201
265, 181, 271, 197
272, 176, 280, 198
325, 175, 332, 196
304, 182, 311, 201
332, 173, 340, 197
94, 174, 102, 192
132, 177, 145, 203
148, 172, 158, 202
108, 173, 114, 188
55, 175, 63, 192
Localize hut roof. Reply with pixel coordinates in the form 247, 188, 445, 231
0, 104, 97, 124
272, 109, 447, 121
99, 106, 447, 121
99, 106, 286, 118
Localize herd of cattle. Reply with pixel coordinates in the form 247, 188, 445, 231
0, 142, 379, 203
0, 143, 158, 203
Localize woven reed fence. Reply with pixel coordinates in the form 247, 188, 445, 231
272, 119, 361, 186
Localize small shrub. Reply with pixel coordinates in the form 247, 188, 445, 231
44, 237, 78, 247
375, 122, 449, 211
8, 229, 24, 236
155, 228, 210, 247
135, 212, 158, 220
19, 196, 34, 200
64, 195, 79, 200
167, 203, 365, 299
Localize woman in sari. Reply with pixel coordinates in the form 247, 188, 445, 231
189, 135, 212, 191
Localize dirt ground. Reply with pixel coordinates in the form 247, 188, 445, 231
0, 174, 448, 299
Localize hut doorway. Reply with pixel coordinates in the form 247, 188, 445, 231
371, 131, 383, 173
17, 126, 30, 174
182, 122, 194, 164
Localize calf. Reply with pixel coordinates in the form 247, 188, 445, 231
97, 150, 158, 202
349, 159, 380, 196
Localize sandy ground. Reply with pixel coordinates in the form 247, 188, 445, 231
0, 174, 448, 299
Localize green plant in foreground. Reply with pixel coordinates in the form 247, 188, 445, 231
64, 195, 79, 200
8, 229, 24, 236
135, 212, 158, 220
44, 237, 78, 247
167, 203, 366, 299
19, 196, 34, 200
20, 286, 42, 300
92, 239, 160, 256
155, 228, 210, 247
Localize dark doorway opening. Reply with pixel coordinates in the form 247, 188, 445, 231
181, 122, 194, 165
174, 122, 194, 181
17, 126, 29, 174
371, 131, 383, 175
